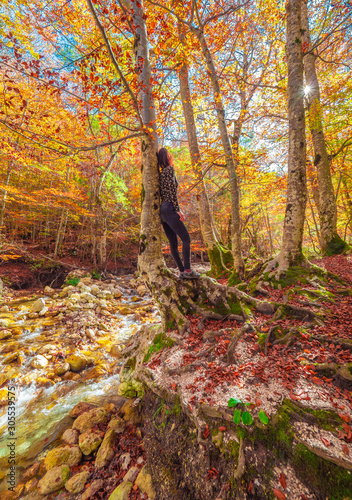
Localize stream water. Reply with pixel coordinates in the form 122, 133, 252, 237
0, 275, 160, 483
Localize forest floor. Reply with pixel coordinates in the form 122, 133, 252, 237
0, 253, 352, 499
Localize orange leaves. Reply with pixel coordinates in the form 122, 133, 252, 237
273, 488, 286, 499
279, 472, 287, 489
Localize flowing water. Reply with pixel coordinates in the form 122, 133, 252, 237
0, 275, 160, 483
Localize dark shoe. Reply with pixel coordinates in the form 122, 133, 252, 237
180, 269, 200, 279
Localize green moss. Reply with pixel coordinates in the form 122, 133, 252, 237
228, 269, 241, 286
207, 245, 233, 277
143, 332, 175, 363
323, 234, 349, 257
293, 444, 352, 499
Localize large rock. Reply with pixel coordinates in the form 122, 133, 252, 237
95, 428, 116, 468
65, 470, 90, 494
108, 416, 126, 434
73, 407, 108, 433
78, 430, 103, 455
62, 428, 79, 445
123, 466, 139, 483
55, 362, 70, 376
44, 445, 82, 470
31, 298, 45, 313
108, 481, 133, 500
135, 465, 156, 499
38, 465, 70, 494
121, 399, 142, 425
66, 353, 87, 372
30, 355, 48, 369
69, 402, 95, 418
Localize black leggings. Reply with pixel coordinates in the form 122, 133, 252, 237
160, 201, 191, 272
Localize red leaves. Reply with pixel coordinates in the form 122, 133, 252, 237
171, 382, 176, 391
205, 467, 219, 481
218, 426, 226, 432
321, 437, 331, 447
342, 444, 350, 456
339, 413, 351, 423
273, 488, 286, 499
203, 425, 210, 439
279, 472, 287, 490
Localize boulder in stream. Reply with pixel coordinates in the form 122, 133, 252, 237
30, 355, 48, 369
66, 352, 87, 372
30, 298, 45, 313
62, 428, 79, 445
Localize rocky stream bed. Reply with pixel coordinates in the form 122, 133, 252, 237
0, 258, 352, 500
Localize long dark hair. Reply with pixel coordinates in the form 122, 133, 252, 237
157, 147, 173, 172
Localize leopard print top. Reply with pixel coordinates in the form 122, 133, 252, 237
159, 165, 180, 211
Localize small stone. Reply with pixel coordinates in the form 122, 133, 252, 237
79, 429, 103, 455
0, 330, 12, 340
55, 362, 70, 376
66, 352, 87, 372
65, 471, 90, 494
73, 407, 108, 433
3, 352, 20, 364
44, 286, 55, 294
28, 312, 38, 319
0, 305, 9, 312
79, 479, 104, 500
44, 445, 82, 470
135, 465, 156, 499
119, 452, 131, 470
95, 428, 116, 469
99, 299, 108, 309
110, 344, 123, 356
86, 328, 95, 339
31, 298, 45, 313
108, 416, 126, 434
123, 466, 139, 483
136, 456, 144, 465
38, 306, 48, 316
38, 465, 70, 494
30, 355, 48, 369
62, 428, 79, 445
113, 289, 122, 299
136, 284, 147, 296
108, 481, 133, 500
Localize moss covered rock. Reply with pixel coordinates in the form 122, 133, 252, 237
95, 428, 116, 468
66, 352, 87, 372
44, 445, 81, 470
38, 465, 70, 494
65, 470, 90, 494
108, 481, 133, 500
72, 407, 108, 433
135, 465, 156, 500
79, 430, 103, 455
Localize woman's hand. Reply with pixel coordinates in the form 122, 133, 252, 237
177, 211, 185, 222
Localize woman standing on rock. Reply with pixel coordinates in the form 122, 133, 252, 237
157, 147, 200, 279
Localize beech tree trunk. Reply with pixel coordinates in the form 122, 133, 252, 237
277, 0, 307, 270
301, 0, 347, 255
192, 27, 245, 278
178, 60, 231, 274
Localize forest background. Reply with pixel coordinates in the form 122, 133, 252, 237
0, 0, 351, 277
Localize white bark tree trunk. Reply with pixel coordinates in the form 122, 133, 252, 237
178, 60, 231, 274
277, 0, 307, 270
192, 27, 244, 278
301, 0, 347, 255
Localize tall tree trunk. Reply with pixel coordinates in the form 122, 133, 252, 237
178, 60, 232, 274
278, 0, 307, 271
192, 27, 244, 278
301, 0, 347, 255
0, 162, 11, 229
